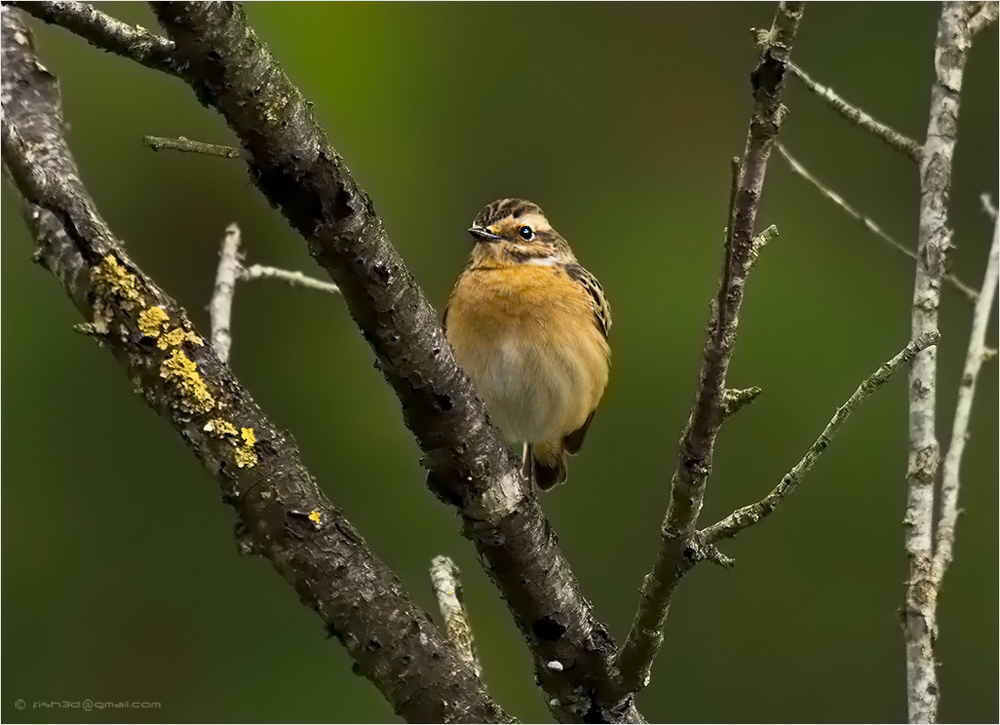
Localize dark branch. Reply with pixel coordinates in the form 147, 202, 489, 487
617, 2, 804, 694
7, 0, 179, 74
143, 2, 641, 721
1, 10, 509, 723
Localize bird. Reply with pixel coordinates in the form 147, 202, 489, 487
444, 198, 611, 490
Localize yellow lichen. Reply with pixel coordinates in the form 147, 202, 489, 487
157, 327, 187, 349
159, 349, 215, 414
138, 307, 204, 350
308, 510, 322, 524
204, 418, 239, 437
234, 427, 258, 468
138, 306, 169, 338
90, 255, 142, 310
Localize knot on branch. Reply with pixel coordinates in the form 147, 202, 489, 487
722, 386, 763, 419
682, 535, 735, 569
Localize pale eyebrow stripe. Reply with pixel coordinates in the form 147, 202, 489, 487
523, 255, 559, 266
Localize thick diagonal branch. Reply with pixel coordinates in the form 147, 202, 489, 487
616, 1, 804, 694
1, 11, 509, 723
904, 4, 974, 723
140, 3, 640, 721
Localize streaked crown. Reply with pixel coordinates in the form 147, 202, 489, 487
466, 198, 574, 267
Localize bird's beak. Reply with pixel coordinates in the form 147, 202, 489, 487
468, 226, 501, 243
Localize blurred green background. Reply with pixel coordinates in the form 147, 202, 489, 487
2, 3, 997, 723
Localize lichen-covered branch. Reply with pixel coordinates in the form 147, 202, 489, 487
700, 331, 940, 543
140, 3, 641, 721
904, 4, 975, 722
430, 556, 482, 678
8, 0, 178, 74
616, 1, 804, 694
776, 143, 978, 302
933, 216, 999, 586
788, 62, 923, 160
1, 11, 510, 723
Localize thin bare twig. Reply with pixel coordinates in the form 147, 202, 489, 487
905, 4, 974, 722
242, 264, 341, 294
429, 556, 481, 678
933, 216, 999, 585
700, 331, 940, 543
788, 62, 923, 161
8, 0, 178, 74
776, 143, 979, 302
144, 135, 241, 159
209, 223, 243, 364
616, 2, 804, 695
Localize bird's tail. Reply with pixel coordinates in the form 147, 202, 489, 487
531, 441, 567, 491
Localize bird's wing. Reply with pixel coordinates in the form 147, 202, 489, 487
566, 264, 611, 339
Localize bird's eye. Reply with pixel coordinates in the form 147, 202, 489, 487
519, 225, 534, 240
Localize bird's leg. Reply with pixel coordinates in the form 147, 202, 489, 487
521, 442, 534, 486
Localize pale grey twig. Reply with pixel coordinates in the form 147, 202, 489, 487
933, 216, 999, 587
776, 143, 978, 302
242, 264, 341, 294
904, 4, 974, 722
429, 556, 481, 678
208, 230, 342, 365
209, 223, 243, 364
788, 62, 923, 161
700, 331, 940, 544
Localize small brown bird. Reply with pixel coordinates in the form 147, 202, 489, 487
444, 199, 611, 489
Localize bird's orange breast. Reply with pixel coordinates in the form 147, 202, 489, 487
445, 264, 610, 448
